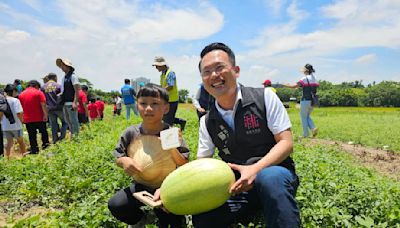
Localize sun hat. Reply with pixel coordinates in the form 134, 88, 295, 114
152, 56, 167, 66
262, 79, 272, 86
127, 135, 176, 188
56, 58, 74, 70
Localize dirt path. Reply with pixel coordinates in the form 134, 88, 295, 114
305, 138, 400, 181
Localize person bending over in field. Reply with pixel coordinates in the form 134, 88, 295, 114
108, 83, 189, 227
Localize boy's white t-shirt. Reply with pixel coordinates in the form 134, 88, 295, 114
1, 97, 23, 131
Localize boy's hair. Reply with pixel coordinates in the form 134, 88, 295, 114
90, 98, 96, 103
124, 79, 130, 84
4, 84, 17, 96
137, 83, 169, 103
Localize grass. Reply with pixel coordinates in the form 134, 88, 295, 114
0, 104, 399, 227
286, 104, 400, 152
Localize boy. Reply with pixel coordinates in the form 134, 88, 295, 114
87, 98, 99, 121
95, 97, 105, 120
1, 84, 27, 158
108, 83, 189, 227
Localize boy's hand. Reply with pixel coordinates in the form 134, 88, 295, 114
178, 128, 183, 146
117, 157, 143, 176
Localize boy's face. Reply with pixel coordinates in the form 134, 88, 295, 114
137, 96, 169, 124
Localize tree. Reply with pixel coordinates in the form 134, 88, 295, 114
78, 77, 93, 89
178, 89, 189, 103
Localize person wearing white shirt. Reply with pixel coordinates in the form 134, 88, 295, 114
1, 84, 27, 158
193, 42, 300, 228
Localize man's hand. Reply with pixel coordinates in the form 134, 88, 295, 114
72, 102, 78, 110
228, 163, 260, 195
197, 107, 206, 113
117, 157, 143, 176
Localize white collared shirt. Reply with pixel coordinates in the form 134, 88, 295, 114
197, 84, 292, 158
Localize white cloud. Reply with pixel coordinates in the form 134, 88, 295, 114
0, 0, 224, 94
355, 53, 376, 64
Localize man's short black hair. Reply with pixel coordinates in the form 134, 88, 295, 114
28, 80, 40, 88
47, 73, 57, 81
4, 84, 17, 96
81, 85, 89, 91
199, 42, 236, 71
124, 79, 130, 84
137, 83, 169, 103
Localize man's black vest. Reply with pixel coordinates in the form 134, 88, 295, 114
205, 86, 295, 172
63, 71, 75, 103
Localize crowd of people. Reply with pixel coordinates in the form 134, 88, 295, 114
0, 58, 107, 159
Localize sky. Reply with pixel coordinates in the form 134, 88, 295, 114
1, 0, 400, 96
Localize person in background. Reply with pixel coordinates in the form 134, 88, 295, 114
113, 95, 122, 116
87, 98, 100, 121
194, 42, 300, 227
13, 79, 23, 96
262, 79, 277, 93
77, 85, 89, 125
121, 79, 138, 119
0, 89, 15, 156
19, 80, 49, 154
152, 56, 186, 130
0, 92, 5, 156
192, 83, 214, 120
95, 97, 105, 120
283, 64, 319, 138
56, 58, 80, 137
108, 83, 189, 227
1, 84, 27, 158
41, 73, 67, 144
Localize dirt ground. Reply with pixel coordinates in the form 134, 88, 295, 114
305, 138, 400, 181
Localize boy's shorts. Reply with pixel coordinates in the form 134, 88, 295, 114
3, 129, 23, 138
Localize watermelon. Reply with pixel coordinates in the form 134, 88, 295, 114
160, 158, 235, 215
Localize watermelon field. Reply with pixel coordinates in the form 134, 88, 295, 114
1, 104, 399, 227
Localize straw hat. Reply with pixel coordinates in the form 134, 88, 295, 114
56, 58, 74, 70
127, 135, 176, 188
152, 56, 167, 66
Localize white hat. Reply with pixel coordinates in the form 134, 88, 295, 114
56, 58, 74, 70
152, 56, 167, 66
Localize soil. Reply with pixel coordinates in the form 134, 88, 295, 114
305, 138, 400, 181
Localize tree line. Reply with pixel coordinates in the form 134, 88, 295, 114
2, 79, 399, 107
276, 80, 400, 107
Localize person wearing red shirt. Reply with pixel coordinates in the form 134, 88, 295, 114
95, 97, 105, 120
87, 98, 99, 121
18, 80, 49, 154
77, 85, 89, 124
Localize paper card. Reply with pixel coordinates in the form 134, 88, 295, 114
160, 127, 180, 150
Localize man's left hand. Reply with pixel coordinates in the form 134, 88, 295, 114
228, 163, 259, 195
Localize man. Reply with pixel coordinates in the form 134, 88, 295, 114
262, 79, 276, 93
0, 91, 8, 155
41, 73, 67, 143
121, 79, 138, 119
152, 56, 186, 130
0, 89, 15, 155
192, 83, 214, 120
56, 58, 80, 136
194, 43, 300, 227
95, 97, 105, 120
19, 80, 49, 154
77, 85, 89, 125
